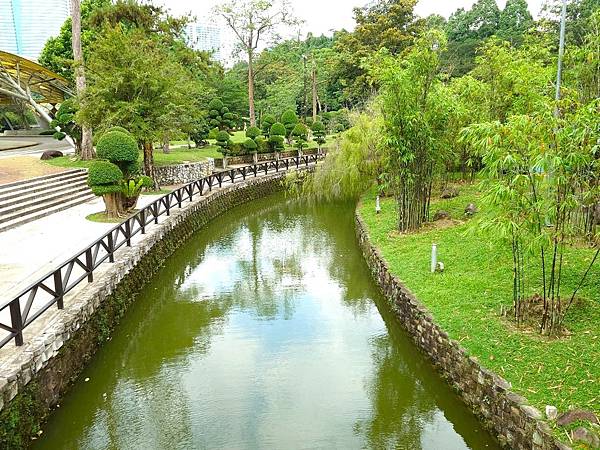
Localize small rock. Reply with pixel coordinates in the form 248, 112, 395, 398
40, 150, 63, 160
84, 377, 90, 382
546, 405, 558, 421
557, 409, 599, 427
433, 210, 450, 221
436, 262, 445, 272
465, 203, 478, 216
441, 187, 459, 199
572, 427, 600, 448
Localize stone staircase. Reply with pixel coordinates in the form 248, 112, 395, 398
0, 170, 95, 232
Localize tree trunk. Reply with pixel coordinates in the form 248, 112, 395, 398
248, 50, 256, 126
312, 65, 318, 122
71, 0, 95, 160
143, 141, 158, 190
162, 135, 170, 153
102, 192, 124, 218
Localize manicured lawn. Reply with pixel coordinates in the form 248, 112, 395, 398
358, 185, 600, 427
44, 132, 340, 170
44, 146, 223, 169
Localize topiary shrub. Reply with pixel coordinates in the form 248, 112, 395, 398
243, 138, 257, 151
280, 109, 299, 143
270, 122, 286, 138
96, 131, 138, 169
246, 126, 261, 140
216, 130, 231, 153
269, 122, 287, 154
312, 121, 326, 152
261, 114, 276, 136
88, 161, 123, 194
292, 123, 309, 155
255, 136, 270, 154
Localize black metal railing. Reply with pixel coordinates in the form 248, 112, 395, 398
0, 154, 324, 349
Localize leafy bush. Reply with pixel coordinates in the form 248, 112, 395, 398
269, 135, 285, 152
121, 176, 153, 198
39, 130, 56, 136
243, 138, 258, 151
96, 131, 138, 164
255, 136, 270, 153
216, 130, 231, 152
261, 114, 276, 136
88, 161, 123, 195
246, 126, 261, 140
281, 109, 299, 139
292, 123, 309, 151
50, 98, 81, 147
209, 99, 224, 111
270, 122, 286, 137
190, 118, 210, 147
312, 121, 327, 147
208, 127, 219, 140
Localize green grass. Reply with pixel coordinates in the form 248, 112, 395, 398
86, 211, 122, 223
45, 133, 339, 170
45, 146, 223, 170
358, 184, 600, 427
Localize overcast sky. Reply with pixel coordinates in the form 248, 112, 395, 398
160, 0, 545, 36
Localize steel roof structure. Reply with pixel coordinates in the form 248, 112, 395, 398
0, 50, 72, 105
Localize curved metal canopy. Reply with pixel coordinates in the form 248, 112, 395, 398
0, 50, 72, 105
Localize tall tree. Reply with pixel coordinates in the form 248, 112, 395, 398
215, 0, 300, 126
78, 26, 197, 188
71, 0, 95, 160
333, 0, 420, 106
497, 0, 533, 46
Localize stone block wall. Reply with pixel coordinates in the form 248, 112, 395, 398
355, 213, 569, 450
153, 159, 215, 186
0, 172, 292, 449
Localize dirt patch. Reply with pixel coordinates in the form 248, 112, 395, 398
0, 156, 66, 185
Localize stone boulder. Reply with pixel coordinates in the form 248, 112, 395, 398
465, 203, 478, 216
433, 210, 450, 221
40, 150, 63, 160
440, 187, 459, 199
557, 409, 599, 427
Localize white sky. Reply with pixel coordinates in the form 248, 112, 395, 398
160, 0, 545, 37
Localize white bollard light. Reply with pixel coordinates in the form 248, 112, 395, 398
376, 196, 381, 214
431, 243, 437, 273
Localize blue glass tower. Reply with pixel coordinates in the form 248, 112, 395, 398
0, 0, 70, 61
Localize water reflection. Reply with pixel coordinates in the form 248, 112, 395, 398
33, 194, 498, 450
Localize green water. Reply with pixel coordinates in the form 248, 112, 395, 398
33, 193, 499, 450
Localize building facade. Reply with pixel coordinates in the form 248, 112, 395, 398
0, 0, 70, 61
186, 22, 222, 62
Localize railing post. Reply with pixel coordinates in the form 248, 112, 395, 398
177, 191, 182, 208
54, 270, 64, 309
153, 203, 159, 224
85, 248, 94, 282
9, 299, 24, 346
107, 232, 115, 262
140, 210, 146, 234
125, 220, 132, 246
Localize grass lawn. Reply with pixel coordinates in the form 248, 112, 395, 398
44, 132, 340, 170
44, 146, 223, 169
358, 185, 600, 432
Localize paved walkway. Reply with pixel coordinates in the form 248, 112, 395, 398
0, 194, 163, 297
0, 136, 73, 158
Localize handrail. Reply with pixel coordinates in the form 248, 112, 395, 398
0, 153, 324, 348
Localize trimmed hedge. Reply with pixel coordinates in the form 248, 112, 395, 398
96, 131, 138, 163
88, 161, 123, 195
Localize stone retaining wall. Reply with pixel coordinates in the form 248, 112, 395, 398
355, 213, 569, 450
215, 149, 320, 168
0, 172, 292, 449
153, 159, 215, 186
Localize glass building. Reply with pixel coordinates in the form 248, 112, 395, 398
0, 0, 70, 61
186, 22, 223, 62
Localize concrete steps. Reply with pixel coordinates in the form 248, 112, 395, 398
0, 170, 96, 232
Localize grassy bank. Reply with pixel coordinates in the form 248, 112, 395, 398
358, 185, 599, 423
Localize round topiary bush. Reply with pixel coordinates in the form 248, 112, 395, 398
270, 122, 286, 137
246, 126, 261, 140
96, 131, 138, 163
87, 161, 123, 195
216, 130, 231, 150
269, 134, 285, 151
261, 114, 276, 135
243, 138, 258, 151
209, 99, 224, 111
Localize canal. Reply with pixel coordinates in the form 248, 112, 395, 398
33, 192, 499, 449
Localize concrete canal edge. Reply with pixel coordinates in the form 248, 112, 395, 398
0, 172, 293, 449
354, 211, 570, 450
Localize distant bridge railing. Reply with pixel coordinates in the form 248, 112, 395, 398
0, 154, 324, 349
